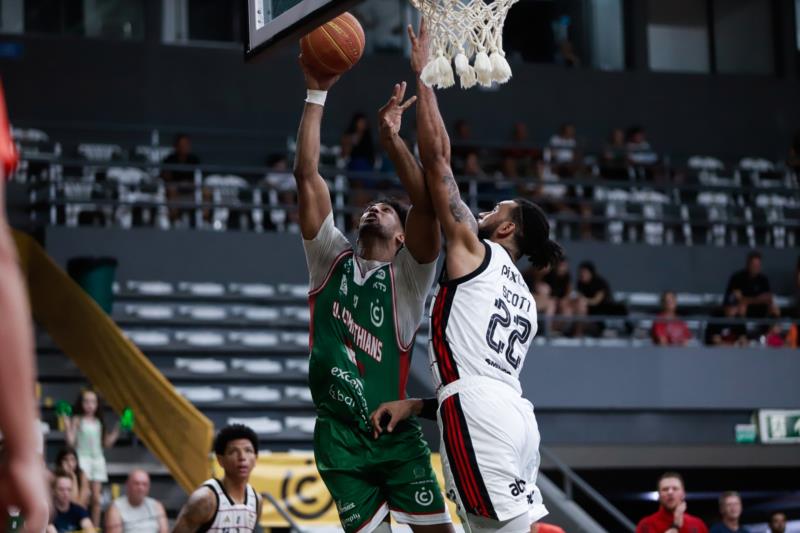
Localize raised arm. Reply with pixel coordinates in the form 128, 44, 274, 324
378, 81, 440, 263
171, 488, 216, 533
293, 57, 340, 240
410, 22, 483, 277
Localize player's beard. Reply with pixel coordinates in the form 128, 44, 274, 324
477, 219, 501, 241
358, 220, 390, 241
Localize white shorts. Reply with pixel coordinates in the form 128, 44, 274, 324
436, 376, 548, 528
77, 454, 108, 483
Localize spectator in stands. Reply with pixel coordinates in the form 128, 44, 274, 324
162, 133, 200, 183
636, 471, 708, 533
105, 469, 167, 533
540, 257, 580, 335
724, 251, 780, 318
705, 301, 748, 347
626, 126, 659, 168
710, 491, 748, 533
264, 153, 299, 232
545, 123, 580, 177
502, 121, 538, 179
162, 133, 201, 226
652, 291, 693, 346
575, 261, 616, 316
48, 472, 95, 533
554, 39, 581, 67
54, 447, 90, 509
601, 128, 629, 180
341, 112, 375, 172
768, 511, 786, 533
60, 389, 119, 527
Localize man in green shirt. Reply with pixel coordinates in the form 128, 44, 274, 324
292, 56, 453, 533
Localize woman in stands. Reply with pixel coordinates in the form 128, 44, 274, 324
60, 389, 119, 526
54, 447, 90, 509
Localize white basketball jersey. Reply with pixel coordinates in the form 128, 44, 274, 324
428, 240, 537, 395
199, 479, 258, 533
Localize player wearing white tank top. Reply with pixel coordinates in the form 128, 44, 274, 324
370, 20, 565, 533
171, 425, 262, 533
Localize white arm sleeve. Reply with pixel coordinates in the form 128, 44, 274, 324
302, 213, 352, 291
392, 247, 438, 347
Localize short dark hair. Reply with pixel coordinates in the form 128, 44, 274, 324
769, 510, 786, 521
658, 471, 684, 490
747, 250, 761, 262
718, 491, 740, 508
578, 261, 596, 276
173, 133, 190, 146
53, 470, 73, 486
366, 196, 409, 230
213, 424, 259, 456
510, 198, 564, 270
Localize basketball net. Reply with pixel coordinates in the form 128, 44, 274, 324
410, 0, 517, 89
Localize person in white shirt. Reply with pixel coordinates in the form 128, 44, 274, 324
105, 470, 167, 533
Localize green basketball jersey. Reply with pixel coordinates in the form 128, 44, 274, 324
308, 250, 415, 432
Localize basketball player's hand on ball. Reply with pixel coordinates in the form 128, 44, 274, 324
369, 399, 420, 439
298, 54, 340, 91
0, 453, 49, 533
407, 18, 430, 74
378, 82, 417, 139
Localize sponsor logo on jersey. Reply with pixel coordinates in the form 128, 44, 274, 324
341, 512, 362, 526
509, 479, 526, 497
332, 301, 383, 362
414, 489, 434, 506
369, 299, 384, 327
336, 501, 356, 513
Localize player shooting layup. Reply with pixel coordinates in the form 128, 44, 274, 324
371, 21, 564, 533
292, 56, 453, 533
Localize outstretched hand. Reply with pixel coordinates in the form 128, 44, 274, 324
407, 19, 430, 75
298, 54, 341, 91
378, 82, 417, 139
0, 454, 49, 533
369, 399, 418, 439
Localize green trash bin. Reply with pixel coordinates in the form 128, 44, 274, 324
67, 257, 118, 314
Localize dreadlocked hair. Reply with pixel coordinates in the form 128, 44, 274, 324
511, 198, 564, 270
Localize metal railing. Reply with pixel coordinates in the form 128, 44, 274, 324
541, 446, 637, 532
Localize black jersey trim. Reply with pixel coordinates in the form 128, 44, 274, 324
439, 241, 492, 287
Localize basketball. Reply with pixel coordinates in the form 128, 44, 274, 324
300, 12, 365, 76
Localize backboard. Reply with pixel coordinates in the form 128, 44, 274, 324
245, 0, 366, 62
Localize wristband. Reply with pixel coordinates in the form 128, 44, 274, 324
420, 398, 438, 420
305, 89, 327, 106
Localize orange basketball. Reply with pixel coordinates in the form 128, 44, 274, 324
300, 12, 365, 76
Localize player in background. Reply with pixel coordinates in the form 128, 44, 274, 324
171, 425, 262, 533
370, 21, 564, 533
292, 55, 453, 533
0, 79, 49, 533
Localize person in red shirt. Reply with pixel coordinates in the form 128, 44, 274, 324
652, 292, 693, 346
637, 472, 709, 533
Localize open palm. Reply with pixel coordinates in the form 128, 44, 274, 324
378, 81, 416, 138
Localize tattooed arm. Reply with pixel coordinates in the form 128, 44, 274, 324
171, 488, 216, 533
409, 21, 483, 278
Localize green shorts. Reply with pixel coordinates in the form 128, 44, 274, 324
314, 416, 451, 533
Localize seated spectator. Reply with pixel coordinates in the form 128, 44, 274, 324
554, 39, 581, 67
162, 133, 201, 226
724, 251, 780, 318
636, 471, 708, 533
502, 122, 538, 178
105, 470, 167, 533
54, 447, 90, 509
264, 153, 299, 232
626, 126, 658, 166
575, 261, 619, 316
710, 491, 748, 533
341, 112, 375, 172
544, 123, 580, 178
768, 511, 786, 533
602, 127, 630, 180
705, 301, 748, 347
652, 291, 693, 346
48, 473, 95, 533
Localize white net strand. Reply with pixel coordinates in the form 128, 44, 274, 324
410, 0, 518, 89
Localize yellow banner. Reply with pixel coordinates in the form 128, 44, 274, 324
213, 452, 460, 527
13, 230, 214, 492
